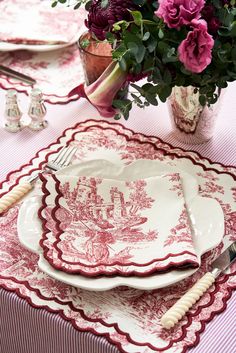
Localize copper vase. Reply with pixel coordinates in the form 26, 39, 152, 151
78, 32, 113, 85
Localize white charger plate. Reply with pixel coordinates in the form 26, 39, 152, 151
0, 31, 82, 52
17, 160, 224, 290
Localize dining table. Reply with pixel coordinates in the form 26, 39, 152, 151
0, 2, 236, 346
0, 80, 235, 353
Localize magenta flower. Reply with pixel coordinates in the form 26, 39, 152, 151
68, 62, 127, 118
155, 0, 205, 29
178, 20, 214, 73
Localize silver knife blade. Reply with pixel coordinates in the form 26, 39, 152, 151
0, 65, 36, 85
211, 241, 236, 277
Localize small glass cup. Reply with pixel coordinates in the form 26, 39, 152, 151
78, 32, 113, 85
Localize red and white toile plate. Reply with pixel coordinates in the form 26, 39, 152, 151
0, 45, 85, 104
0, 0, 85, 50
1, 120, 236, 353
17, 159, 224, 288
0, 1, 86, 104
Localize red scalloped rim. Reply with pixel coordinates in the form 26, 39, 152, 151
0, 272, 235, 352
0, 118, 236, 353
0, 77, 79, 105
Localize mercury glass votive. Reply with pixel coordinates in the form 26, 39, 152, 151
78, 32, 113, 85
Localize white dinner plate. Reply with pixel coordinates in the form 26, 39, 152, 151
0, 32, 81, 52
18, 159, 199, 254
17, 160, 224, 291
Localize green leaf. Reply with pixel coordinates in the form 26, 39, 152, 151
146, 36, 157, 53
180, 66, 192, 75
51, 1, 58, 7
85, 1, 92, 11
112, 100, 124, 109
158, 29, 164, 39
130, 10, 143, 26
218, 8, 234, 27
199, 95, 207, 106
134, 45, 146, 64
112, 44, 127, 60
130, 83, 144, 94
114, 114, 122, 120
101, 0, 109, 9
213, 0, 221, 8
127, 42, 139, 56
113, 98, 132, 120
217, 81, 228, 88
105, 32, 116, 43
133, 0, 146, 5
163, 69, 172, 85
143, 56, 154, 72
208, 94, 219, 105
74, 2, 81, 9
158, 85, 172, 102
119, 57, 127, 71
157, 41, 168, 54
145, 94, 158, 106
113, 20, 129, 31
151, 67, 163, 84
131, 93, 143, 104
141, 83, 156, 93
80, 39, 90, 49
230, 22, 236, 37
142, 32, 150, 41
163, 48, 178, 63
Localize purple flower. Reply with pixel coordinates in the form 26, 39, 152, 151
178, 20, 214, 73
85, 0, 136, 41
155, 0, 205, 29
221, 0, 233, 5
201, 4, 220, 34
208, 17, 220, 34
201, 4, 215, 20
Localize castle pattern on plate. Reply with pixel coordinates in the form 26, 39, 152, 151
56, 176, 158, 265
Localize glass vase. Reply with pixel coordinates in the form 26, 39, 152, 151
78, 32, 113, 85
168, 86, 223, 145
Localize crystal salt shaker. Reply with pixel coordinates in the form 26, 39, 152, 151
4, 89, 23, 132
28, 88, 48, 130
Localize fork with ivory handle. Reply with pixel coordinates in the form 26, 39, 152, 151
0, 145, 77, 214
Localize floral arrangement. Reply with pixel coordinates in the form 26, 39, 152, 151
54, 0, 236, 119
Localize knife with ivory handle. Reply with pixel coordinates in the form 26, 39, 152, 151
161, 241, 236, 329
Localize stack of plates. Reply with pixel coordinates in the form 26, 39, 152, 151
17, 159, 224, 291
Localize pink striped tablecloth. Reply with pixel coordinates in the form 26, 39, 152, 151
0, 82, 236, 353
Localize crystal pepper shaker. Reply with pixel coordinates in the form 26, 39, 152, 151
28, 88, 48, 130
4, 89, 23, 132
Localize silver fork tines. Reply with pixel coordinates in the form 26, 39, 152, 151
47, 146, 77, 171
0, 145, 77, 214
28, 145, 77, 183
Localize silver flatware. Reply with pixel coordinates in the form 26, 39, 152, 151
161, 241, 236, 329
0, 145, 77, 214
0, 65, 36, 85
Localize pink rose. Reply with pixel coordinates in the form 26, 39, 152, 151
155, 0, 205, 28
178, 20, 214, 73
